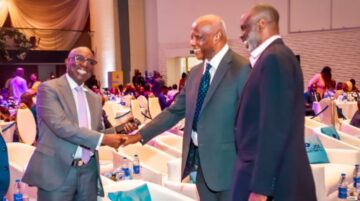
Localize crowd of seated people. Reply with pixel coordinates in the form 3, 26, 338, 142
84, 69, 187, 111
305, 66, 359, 116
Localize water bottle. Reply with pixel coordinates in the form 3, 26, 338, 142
132, 154, 141, 179
354, 164, 360, 192
121, 157, 131, 180
338, 173, 348, 201
13, 179, 23, 201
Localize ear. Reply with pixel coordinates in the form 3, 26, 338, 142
257, 18, 267, 31
214, 31, 222, 43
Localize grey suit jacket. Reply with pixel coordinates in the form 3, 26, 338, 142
23, 75, 111, 197
139, 49, 249, 191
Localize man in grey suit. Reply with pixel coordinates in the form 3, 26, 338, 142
122, 15, 249, 201
231, 4, 316, 201
23, 47, 125, 201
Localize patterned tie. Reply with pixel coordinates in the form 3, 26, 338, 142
192, 63, 212, 131
75, 86, 92, 164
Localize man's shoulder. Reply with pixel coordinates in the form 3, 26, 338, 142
228, 49, 249, 67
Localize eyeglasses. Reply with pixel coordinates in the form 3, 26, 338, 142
70, 55, 97, 66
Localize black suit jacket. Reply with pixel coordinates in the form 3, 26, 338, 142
232, 39, 317, 201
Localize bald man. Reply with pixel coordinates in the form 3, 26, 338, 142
122, 15, 249, 201
232, 4, 316, 201
23, 47, 126, 201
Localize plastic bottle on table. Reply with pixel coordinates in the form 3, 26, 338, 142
13, 179, 23, 201
122, 157, 132, 180
338, 173, 348, 201
132, 154, 141, 179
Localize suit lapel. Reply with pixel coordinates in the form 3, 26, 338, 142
85, 90, 97, 130
58, 75, 78, 124
201, 50, 232, 111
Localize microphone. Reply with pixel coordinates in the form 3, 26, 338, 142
114, 118, 141, 134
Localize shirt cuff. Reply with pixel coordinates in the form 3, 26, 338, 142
96, 133, 104, 150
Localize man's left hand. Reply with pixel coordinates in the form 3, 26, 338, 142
248, 192, 267, 201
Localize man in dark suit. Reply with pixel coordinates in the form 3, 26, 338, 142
122, 15, 249, 201
0, 131, 10, 198
231, 4, 316, 201
23, 47, 125, 201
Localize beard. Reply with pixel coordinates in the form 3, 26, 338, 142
246, 27, 261, 52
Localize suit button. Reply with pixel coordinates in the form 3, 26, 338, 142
4, 166, 9, 170
2, 146, 6, 152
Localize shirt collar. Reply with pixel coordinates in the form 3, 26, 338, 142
204, 44, 229, 71
65, 73, 88, 92
249, 35, 281, 67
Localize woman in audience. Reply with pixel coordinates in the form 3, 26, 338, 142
308, 66, 333, 98
350, 100, 360, 128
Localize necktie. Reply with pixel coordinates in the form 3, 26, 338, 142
75, 86, 92, 164
192, 63, 212, 131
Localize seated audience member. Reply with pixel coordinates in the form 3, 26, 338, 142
101, 96, 112, 129
350, 79, 359, 92
324, 79, 336, 98
28, 73, 41, 94
304, 84, 321, 116
308, 66, 332, 98
167, 84, 179, 102
350, 100, 360, 128
0, 106, 15, 122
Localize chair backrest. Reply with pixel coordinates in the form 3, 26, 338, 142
118, 142, 176, 175
340, 119, 360, 137
130, 99, 145, 124
305, 117, 326, 128
16, 108, 36, 144
148, 97, 162, 119
137, 95, 148, 109
123, 95, 133, 107
6, 143, 36, 201
102, 180, 194, 201
103, 101, 117, 126
153, 134, 183, 157
312, 127, 360, 150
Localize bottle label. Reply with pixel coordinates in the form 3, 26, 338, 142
13, 193, 23, 201
122, 167, 131, 177
338, 187, 347, 199
354, 177, 360, 188
133, 165, 140, 174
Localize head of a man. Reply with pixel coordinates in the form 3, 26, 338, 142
30, 73, 37, 82
239, 4, 280, 52
66, 46, 97, 85
15, 67, 25, 77
190, 14, 227, 61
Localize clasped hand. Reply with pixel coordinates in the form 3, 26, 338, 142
102, 121, 142, 149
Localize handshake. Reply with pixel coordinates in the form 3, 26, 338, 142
101, 118, 143, 149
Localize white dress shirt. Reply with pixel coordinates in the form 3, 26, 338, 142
249, 35, 281, 68
191, 44, 230, 146
65, 74, 103, 159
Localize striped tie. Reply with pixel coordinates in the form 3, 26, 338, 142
192, 63, 212, 131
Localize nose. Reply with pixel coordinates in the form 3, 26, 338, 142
239, 31, 246, 42
190, 37, 196, 47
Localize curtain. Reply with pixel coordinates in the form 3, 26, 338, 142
0, 1, 8, 26
1, 0, 89, 50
